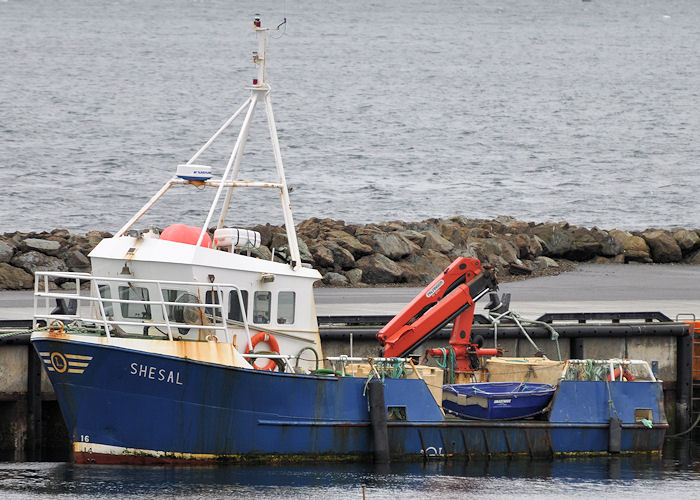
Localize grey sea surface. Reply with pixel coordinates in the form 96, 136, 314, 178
1, 0, 699, 234
0, 439, 699, 499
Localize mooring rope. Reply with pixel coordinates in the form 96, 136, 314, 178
0, 329, 35, 339
666, 413, 700, 438
489, 309, 562, 361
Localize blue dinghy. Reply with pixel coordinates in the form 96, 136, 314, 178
443, 382, 556, 420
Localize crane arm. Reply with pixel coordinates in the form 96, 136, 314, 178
377, 257, 497, 358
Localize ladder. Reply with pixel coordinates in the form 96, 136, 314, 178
688, 319, 700, 421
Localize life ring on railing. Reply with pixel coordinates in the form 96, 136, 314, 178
244, 332, 280, 371
607, 367, 636, 382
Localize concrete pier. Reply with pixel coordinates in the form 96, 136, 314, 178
314, 263, 700, 320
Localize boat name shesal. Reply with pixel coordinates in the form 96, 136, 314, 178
129, 363, 183, 385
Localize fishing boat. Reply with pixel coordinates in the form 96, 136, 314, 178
30, 15, 668, 464
443, 382, 556, 420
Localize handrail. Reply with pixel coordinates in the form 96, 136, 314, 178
565, 358, 656, 382
33, 271, 252, 346
325, 356, 414, 363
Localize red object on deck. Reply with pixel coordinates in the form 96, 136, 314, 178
377, 257, 498, 372
160, 224, 212, 248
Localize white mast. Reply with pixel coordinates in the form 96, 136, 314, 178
119, 15, 302, 270
200, 14, 301, 269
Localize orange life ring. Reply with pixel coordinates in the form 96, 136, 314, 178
244, 332, 280, 371
607, 367, 636, 382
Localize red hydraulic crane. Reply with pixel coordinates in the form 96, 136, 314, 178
377, 257, 500, 374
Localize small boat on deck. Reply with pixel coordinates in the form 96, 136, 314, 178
443, 382, 556, 420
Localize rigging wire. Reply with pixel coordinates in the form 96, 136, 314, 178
270, 0, 288, 39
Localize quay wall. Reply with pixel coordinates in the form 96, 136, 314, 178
0, 339, 68, 461
1, 217, 700, 290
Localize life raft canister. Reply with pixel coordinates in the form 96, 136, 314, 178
244, 332, 281, 371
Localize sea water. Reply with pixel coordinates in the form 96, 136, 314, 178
0, 438, 699, 499
1, 0, 698, 233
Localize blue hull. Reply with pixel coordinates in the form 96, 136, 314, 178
32, 337, 667, 464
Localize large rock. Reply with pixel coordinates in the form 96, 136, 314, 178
356, 254, 404, 284
11, 250, 67, 275
356, 231, 418, 261
270, 232, 288, 251
376, 221, 408, 232
528, 223, 572, 256
510, 234, 543, 259
322, 272, 348, 286
421, 231, 455, 254
250, 245, 273, 261
64, 248, 90, 271
454, 245, 480, 260
399, 229, 427, 246
297, 238, 314, 264
672, 229, 700, 254
68, 234, 90, 252
470, 238, 519, 265
345, 268, 363, 285
589, 228, 622, 257
399, 250, 452, 284
533, 256, 559, 270
51, 229, 71, 239
248, 223, 276, 247
501, 218, 533, 234
641, 230, 682, 263
436, 219, 473, 247
684, 249, 700, 265
609, 230, 652, 262
564, 227, 603, 261
325, 230, 373, 258
326, 242, 356, 270
0, 241, 14, 263
509, 261, 533, 275
22, 238, 61, 256
85, 230, 111, 248
295, 218, 324, 240
0, 263, 33, 290
310, 244, 334, 268
269, 233, 313, 264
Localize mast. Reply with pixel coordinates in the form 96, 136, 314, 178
117, 15, 302, 270
197, 14, 302, 270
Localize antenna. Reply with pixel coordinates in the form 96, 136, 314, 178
117, 15, 303, 271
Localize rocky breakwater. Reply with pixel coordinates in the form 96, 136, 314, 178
0, 230, 111, 290
292, 217, 700, 286
1, 218, 699, 290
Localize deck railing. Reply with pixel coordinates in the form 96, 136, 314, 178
33, 271, 252, 347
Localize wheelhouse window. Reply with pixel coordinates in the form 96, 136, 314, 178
163, 289, 199, 326
252, 291, 271, 324
277, 291, 295, 324
204, 289, 250, 322
97, 284, 113, 317
205, 290, 223, 319
118, 285, 151, 320
228, 290, 249, 322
